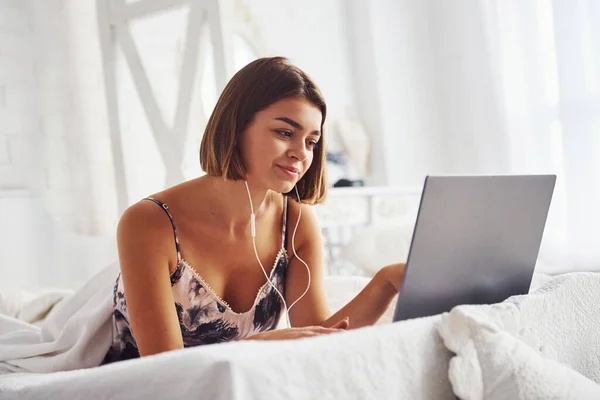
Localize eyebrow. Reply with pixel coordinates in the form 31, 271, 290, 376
275, 117, 321, 136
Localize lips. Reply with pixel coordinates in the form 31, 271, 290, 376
278, 165, 299, 174
276, 164, 300, 178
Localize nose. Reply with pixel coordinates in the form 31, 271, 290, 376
288, 141, 309, 162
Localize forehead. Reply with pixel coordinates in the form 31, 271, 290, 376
258, 98, 322, 130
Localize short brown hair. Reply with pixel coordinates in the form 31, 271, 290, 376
200, 57, 327, 204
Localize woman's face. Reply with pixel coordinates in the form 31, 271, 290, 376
240, 97, 322, 194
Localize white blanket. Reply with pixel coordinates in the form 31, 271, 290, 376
0, 289, 72, 326
0, 317, 453, 400
0, 262, 118, 374
438, 272, 600, 400
0, 278, 452, 399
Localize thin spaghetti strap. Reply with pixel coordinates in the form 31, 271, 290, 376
283, 196, 289, 250
143, 197, 182, 264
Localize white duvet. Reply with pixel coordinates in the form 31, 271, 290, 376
0, 266, 599, 400
0, 316, 454, 400
438, 272, 600, 400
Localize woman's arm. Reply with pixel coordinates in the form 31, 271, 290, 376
321, 264, 402, 328
284, 202, 405, 329
117, 201, 185, 356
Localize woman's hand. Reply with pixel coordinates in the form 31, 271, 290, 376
245, 318, 350, 341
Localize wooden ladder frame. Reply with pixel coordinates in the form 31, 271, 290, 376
97, 0, 233, 213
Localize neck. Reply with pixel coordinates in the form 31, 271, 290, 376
203, 176, 272, 235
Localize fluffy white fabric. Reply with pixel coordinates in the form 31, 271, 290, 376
438, 272, 600, 399
0, 262, 117, 374
0, 289, 72, 326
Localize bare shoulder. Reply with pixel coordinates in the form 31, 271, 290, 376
286, 198, 323, 250
118, 199, 173, 241
115, 197, 186, 355
117, 198, 179, 273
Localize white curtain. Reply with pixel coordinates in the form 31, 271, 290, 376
362, 0, 600, 273
478, 0, 600, 272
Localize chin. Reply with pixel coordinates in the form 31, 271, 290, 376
274, 181, 296, 194
265, 176, 295, 194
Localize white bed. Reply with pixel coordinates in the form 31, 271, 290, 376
1, 189, 599, 399
2, 269, 599, 400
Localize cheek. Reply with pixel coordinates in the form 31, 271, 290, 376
239, 138, 262, 172
302, 152, 315, 172
306, 152, 314, 165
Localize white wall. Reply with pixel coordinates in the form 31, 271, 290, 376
0, 0, 37, 192
0, 0, 118, 290
0, 1, 45, 290
0, 194, 117, 291
0, 0, 117, 231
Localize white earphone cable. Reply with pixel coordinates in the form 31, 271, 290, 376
286, 186, 311, 314
244, 181, 311, 329
244, 181, 292, 328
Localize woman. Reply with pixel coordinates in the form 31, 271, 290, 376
103, 57, 405, 363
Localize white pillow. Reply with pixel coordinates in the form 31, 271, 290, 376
338, 223, 413, 276
447, 324, 600, 400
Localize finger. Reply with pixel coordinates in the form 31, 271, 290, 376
312, 326, 341, 333
311, 327, 344, 335
328, 317, 350, 330
292, 331, 320, 340
336, 318, 350, 330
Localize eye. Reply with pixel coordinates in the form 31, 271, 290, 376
275, 130, 292, 137
307, 139, 319, 149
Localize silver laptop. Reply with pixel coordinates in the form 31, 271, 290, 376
393, 174, 556, 322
